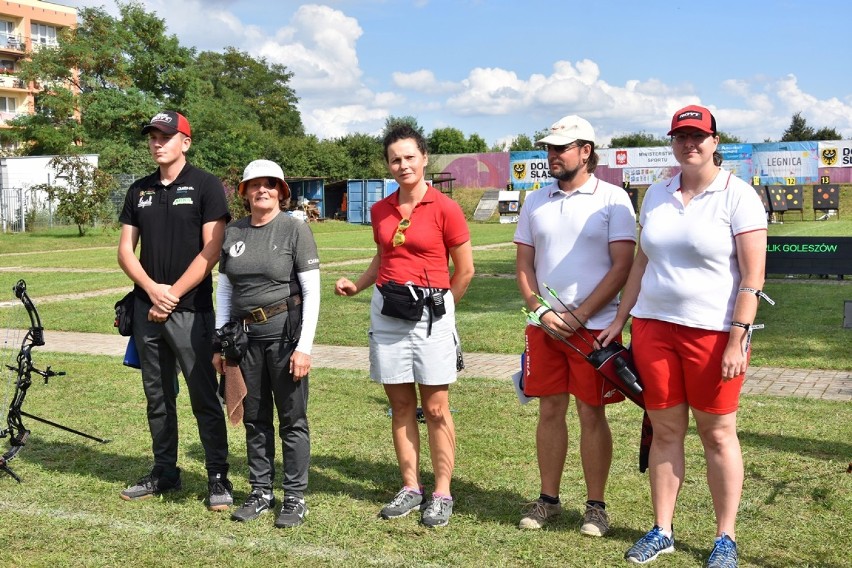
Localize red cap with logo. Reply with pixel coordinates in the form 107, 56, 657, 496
141, 111, 192, 137
667, 105, 716, 135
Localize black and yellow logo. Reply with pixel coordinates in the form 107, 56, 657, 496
821, 147, 838, 166
513, 163, 526, 180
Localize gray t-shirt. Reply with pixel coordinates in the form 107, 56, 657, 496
220, 213, 320, 333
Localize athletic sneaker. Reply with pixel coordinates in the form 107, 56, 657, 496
518, 498, 562, 529
579, 503, 609, 536
120, 467, 182, 500
231, 489, 276, 522
625, 526, 675, 564
207, 473, 234, 511
275, 495, 308, 528
379, 487, 424, 519
421, 495, 453, 528
706, 533, 738, 568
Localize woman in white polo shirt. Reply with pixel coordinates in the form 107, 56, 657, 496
599, 105, 768, 568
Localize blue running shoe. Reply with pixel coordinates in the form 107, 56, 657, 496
625, 526, 675, 564
706, 533, 738, 568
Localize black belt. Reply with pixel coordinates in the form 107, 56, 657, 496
242, 296, 302, 325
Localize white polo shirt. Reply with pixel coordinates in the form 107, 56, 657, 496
514, 175, 636, 329
631, 169, 767, 330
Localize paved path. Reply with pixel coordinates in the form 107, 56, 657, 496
31, 330, 852, 402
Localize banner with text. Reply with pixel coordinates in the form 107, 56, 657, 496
752, 142, 819, 185
608, 147, 679, 169
817, 140, 852, 168
766, 237, 852, 275
718, 143, 753, 181
509, 151, 553, 190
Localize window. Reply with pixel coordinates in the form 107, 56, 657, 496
0, 19, 17, 49
0, 59, 14, 73
30, 23, 58, 48
0, 97, 16, 112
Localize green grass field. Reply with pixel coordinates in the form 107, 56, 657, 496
1, 359, 849, 567
0, 213, 849, 567
2, 217, 849, 369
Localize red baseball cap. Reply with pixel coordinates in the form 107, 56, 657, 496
667, 105, 716, 135
141, 111, 192, 137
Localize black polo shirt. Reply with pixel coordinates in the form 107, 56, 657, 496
119, 162, 230, 311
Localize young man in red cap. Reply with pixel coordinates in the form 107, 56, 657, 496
117, 111, 233, 511
514, 115, 636, 536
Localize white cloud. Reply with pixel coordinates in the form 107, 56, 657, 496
46, 1, 852, 143
392, 70, 458, 94
303, 104, 388, 139
253, 5, 363, 93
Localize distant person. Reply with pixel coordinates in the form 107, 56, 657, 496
334, 124, 474, 528
514, 115, 636, 535
214, 159, 320, 528
599, 105, 768, 567
117, 111, 232, 511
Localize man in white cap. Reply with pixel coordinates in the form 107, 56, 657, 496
514, 115, 636, 535
117, 110, 233, 511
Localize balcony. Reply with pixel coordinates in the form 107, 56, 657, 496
0, 73, 25, 90
0, 33, 24, 53
31, 38, 59, 53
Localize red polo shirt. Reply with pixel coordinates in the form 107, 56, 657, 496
371, 185, 470, 289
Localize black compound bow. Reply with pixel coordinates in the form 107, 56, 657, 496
0, 279, 109, 482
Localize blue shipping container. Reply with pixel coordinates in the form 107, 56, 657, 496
346, 179, 396, 224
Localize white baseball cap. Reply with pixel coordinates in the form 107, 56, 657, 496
536, 115, 596, 146
238, 159, 291, 199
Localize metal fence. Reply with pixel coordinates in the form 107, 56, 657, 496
0, 174, 143, 233
0, 187, 60, 232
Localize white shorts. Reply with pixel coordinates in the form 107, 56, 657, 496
368, 286, 459, 386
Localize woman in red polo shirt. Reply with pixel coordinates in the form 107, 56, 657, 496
334, 124, 474, 528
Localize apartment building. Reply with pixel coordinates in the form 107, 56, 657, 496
0, 0, 76, 130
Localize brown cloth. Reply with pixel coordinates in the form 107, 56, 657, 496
223, 361, 247, 426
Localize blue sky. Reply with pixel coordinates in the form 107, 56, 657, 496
58, 0, 852, 147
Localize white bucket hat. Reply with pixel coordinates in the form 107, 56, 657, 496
238, 159, 291, 199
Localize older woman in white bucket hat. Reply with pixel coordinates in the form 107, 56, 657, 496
213, 159, 321, 529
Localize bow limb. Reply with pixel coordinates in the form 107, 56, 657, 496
1, 280, 40, 482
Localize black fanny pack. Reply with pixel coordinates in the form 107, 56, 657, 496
378, 281, 427, 321
114, 292, 135, 337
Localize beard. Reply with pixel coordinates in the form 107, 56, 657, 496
549, 162, 583, 183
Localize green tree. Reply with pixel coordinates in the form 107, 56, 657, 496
12, 2, 303, 183
780, 112, 816, 141
609, 131, 670, 148
509, 134, 535, 151
533, 128, 550, 143
13, 1, 192, 162
382, 115, 425, 140
11, 89, 82, 153
428, 127, 468, 154
190, 48, 302, 138
32, 156, 115, 236
275, 135, 353, 180
181, 76, 271, 176
334, 133, 386, 178
466, 133, 488, 153
717, 131, 742, 144
814, 126, 841, 141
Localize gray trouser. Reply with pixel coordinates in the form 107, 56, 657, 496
240, 339, 309, 496
133, 299, 229, 476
